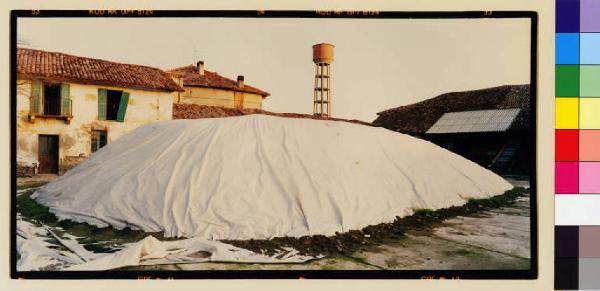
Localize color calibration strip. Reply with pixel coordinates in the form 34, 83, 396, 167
555, 0, 600, 290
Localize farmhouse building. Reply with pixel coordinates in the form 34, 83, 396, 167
16, 48, 183, 176
373, 84, 531, 175
167, 62, 270, 109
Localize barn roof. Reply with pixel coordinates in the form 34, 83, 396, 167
167, 65, 270, 97
426, 108, 521, 134
17, 48, 184, 92
373, 84, 531, 134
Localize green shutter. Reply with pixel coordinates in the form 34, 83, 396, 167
60, 83, 70, 116
98, 89, 107, 120
116, 91, 129, 122
30, 80, 42, 114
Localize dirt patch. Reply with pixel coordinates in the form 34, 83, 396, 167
223, 187, 528, 257
17, 174, 57, 188
173, 103, 372, 126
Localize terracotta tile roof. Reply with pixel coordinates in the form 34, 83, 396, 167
17, 48, 183, 92
167, 65, 270, 97
373, 84, 531, 134
173, 103, 371, 126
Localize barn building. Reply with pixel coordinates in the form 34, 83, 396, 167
373, 84, 532, 175
16, 48, 183, 176
167, 62, 270, 109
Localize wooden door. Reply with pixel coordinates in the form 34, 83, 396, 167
39, 135, 59, 174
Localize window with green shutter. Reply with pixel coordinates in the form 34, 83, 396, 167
98, 89, 107, 120
98, 89, 129, 122
30, 80, 42, 114
42, 83, 61, 115
30, 81, 71, 118
60, 84, 71, 116
91, 130, 107, 153
116, 91, 129, 122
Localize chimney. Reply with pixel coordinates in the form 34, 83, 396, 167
237, 75, 244, 88
196, 61, 205, 76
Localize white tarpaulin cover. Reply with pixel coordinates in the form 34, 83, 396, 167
17, 218, 316, 271
33, 115, 512, 240
66, 235, 317, 271
17, 217, 85, 271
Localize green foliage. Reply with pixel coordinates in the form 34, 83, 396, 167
413, 208, 435, 216
16, 192, 57, 222
466, 187, 527, 209
16, 191, 170, 253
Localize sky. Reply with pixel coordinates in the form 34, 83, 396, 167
18, 17, 531, 122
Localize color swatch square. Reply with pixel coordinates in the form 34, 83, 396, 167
580, 130, 600, 161
581, 33, 600, 64
580, 65, 600, 97
556, 130, 580, 161
557, 0, 580, 32
580, 258, 600, 289
580, 162, 600, 193
580, 226, 600, 257
556, 257, 579, 290
556, 65, 580, 96
580, 98, 600, 129
581, 0, 600, 32
556, 162, 580, 193
556, 98, 580, 129
556, 225, 580, 257
556, 33, 580, 64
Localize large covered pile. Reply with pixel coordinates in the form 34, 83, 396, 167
33, 115, 512, 240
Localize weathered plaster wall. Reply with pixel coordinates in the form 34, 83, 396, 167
179, 86, 263, 109
242, 93, 263, 109
17, 79, 174, 173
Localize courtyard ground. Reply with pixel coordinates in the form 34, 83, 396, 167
127, 179, 531, 271
16, 177, 530, 271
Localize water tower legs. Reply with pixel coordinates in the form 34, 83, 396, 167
314, 63, 331, 117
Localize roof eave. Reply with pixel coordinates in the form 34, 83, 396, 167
18, 73, 184, 93
182, 83, 270, 96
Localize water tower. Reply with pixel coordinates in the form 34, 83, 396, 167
312, 43, 334, 117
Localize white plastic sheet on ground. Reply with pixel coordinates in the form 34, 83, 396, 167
17, 216, 317, 271
17, 217, 84, 271
66, 236, 317, 271
33, 115, 512, 240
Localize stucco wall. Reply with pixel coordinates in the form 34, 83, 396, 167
179, 86, 263, 109
243, 93, 263, 109
17, 79, 174, 173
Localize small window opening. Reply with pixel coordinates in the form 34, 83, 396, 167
43, 83, 61, 115
91, 130, 107, 153
106, 90, 122, 121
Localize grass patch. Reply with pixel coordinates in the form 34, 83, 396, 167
17, 181, 48, 191
442, 248, 480, 258
502, 175, 530, 181
224, 187, 529, 257
16, 190, 55, 222
17, 191, 172, 252
413, 208, 436, 216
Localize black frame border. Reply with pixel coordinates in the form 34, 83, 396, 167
10, 9, 538, 280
